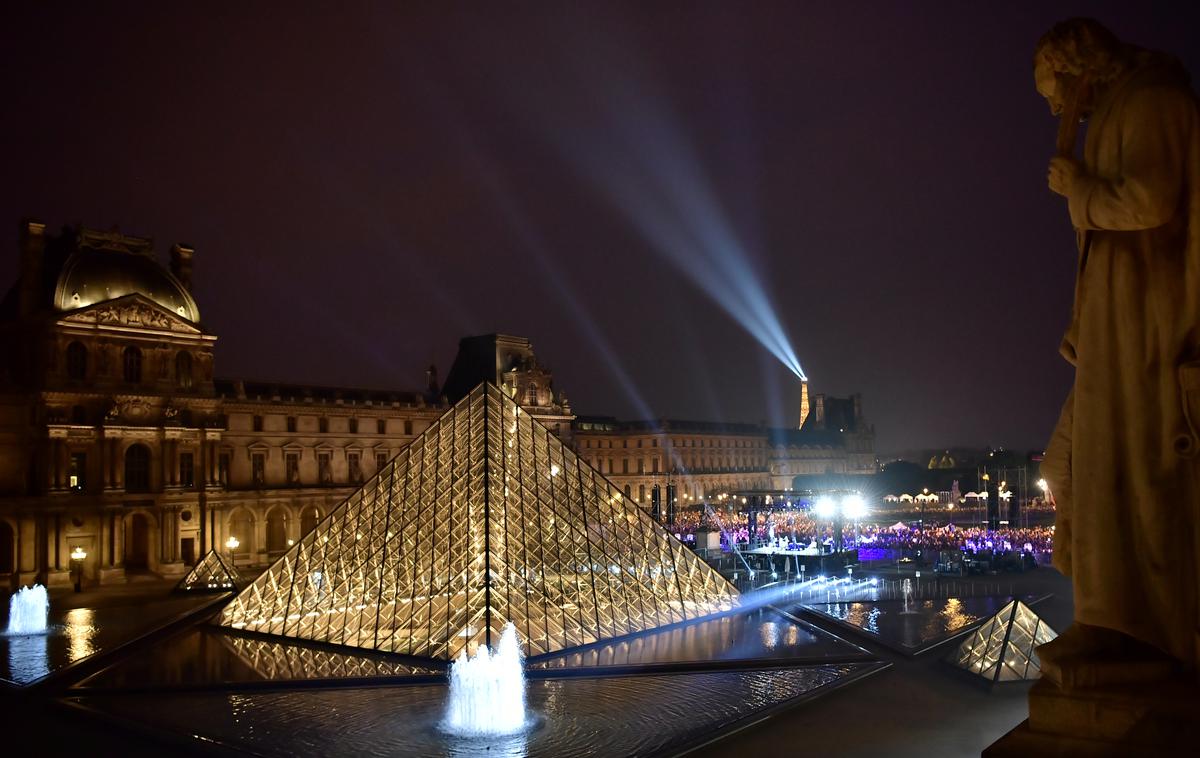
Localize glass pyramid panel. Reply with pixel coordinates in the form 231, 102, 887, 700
950, 599, 1057, 683
218, 383, 739, 660
176, 549, 243, 592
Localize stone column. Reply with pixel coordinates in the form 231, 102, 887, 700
112, 440, 124, 489
50, 439, 61, 491
16, 518, 35, 581
103, 438, 113, 489
98, 512, 108, 566
53, 515, 61, 571
116, 512, 125, 566
255, 515, 267, 564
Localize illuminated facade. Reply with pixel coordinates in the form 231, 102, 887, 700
0, 219, 872, 590
573, 393, 876, 505
220, 384, 737, 659
0, 222, 451, 588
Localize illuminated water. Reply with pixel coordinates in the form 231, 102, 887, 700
75, 664, 883, 757
443, 622, 528, 737
5, 584, 49, 636
802, 595, 1044, 655
1, 595, 212, 686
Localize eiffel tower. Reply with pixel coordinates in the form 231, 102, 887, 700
218, 383, 738, 660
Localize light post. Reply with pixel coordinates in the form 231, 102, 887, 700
814, 495, 836, 574
70, 545, 87, 593
226, 536, 240, 566
842, 493, 867, 572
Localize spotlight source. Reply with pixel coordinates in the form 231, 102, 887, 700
814, 496, 836, 520
842, 494, 868, 520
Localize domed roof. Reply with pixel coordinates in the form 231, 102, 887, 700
53, 247, 200, 323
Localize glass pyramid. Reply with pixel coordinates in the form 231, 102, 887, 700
176, 549, 243, 592
950, 599, 1057, 682
218, 383, 738, 660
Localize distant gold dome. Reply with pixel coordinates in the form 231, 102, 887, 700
53, 247, 199, 322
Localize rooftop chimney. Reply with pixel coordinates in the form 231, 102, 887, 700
426, 363, 439, 397
170, 243, 194, 292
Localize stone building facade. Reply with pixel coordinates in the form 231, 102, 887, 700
0, 222, 456, 588
573, 395, 877, 506
0, 220, 872, 589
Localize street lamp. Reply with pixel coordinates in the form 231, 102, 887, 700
70, 546, 87, 593
842, 494, 868, 566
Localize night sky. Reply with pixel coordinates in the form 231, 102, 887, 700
3, 2, 1198, 454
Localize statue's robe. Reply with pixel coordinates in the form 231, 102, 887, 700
1044, 53, 1200, 665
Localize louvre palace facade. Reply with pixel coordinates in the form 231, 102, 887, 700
0, 220, 875, 589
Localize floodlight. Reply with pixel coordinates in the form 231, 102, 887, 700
842, 494, 868, 520
814, 496, 836, 519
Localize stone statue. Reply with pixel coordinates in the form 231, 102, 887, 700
1036, 18, 1200, 687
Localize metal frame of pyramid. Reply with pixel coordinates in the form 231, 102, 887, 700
217, 383, 739, 660
949, 598, 1057, 683
175, 549, 244, 593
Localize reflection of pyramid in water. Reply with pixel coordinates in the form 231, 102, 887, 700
176, 550, 243, 592
218, 383, 738, 660
950, 599, 1057, 682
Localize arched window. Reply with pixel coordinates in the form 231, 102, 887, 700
526, 384, 538, 405
229, 510, 255, 556
124, 444, 151, 493
123, 346, 142, 384
175, 351, 193, 390
66, 341, 88, 381
301, 506, 321, 535
266, 507, 289, 554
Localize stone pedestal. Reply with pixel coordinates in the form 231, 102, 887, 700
156, 560, 187, 578
985, 677, 1200, 755
98, 566, 127, 584
43, 569, 72, 588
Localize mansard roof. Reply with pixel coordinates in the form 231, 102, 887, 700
574, 415, 764, 436
214, 378, 435, 408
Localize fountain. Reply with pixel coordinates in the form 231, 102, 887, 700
899, 578, 917, 615
442, 622, 528, 737
5, 584, 49, 636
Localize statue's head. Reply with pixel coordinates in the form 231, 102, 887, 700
1034, 18, 1126, 116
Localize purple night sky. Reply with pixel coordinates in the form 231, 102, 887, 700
2, 2, 1198, 453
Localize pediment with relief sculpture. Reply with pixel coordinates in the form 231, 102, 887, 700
59, 293, 203, 335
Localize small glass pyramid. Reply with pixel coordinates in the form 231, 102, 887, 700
950, 599, 1057, 682
176, 549, 243, 592
218, 383, 738, 660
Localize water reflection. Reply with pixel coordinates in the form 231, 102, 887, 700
531, 608, 859, 669
808, 596, 1010, 652
86, 665, 877, 758
65, 608, 98, 661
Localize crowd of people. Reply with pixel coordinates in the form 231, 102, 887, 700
662, 506, 1054, 571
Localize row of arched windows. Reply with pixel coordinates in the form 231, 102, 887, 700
228, 505, 323, 555
64, 341, 194, 389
